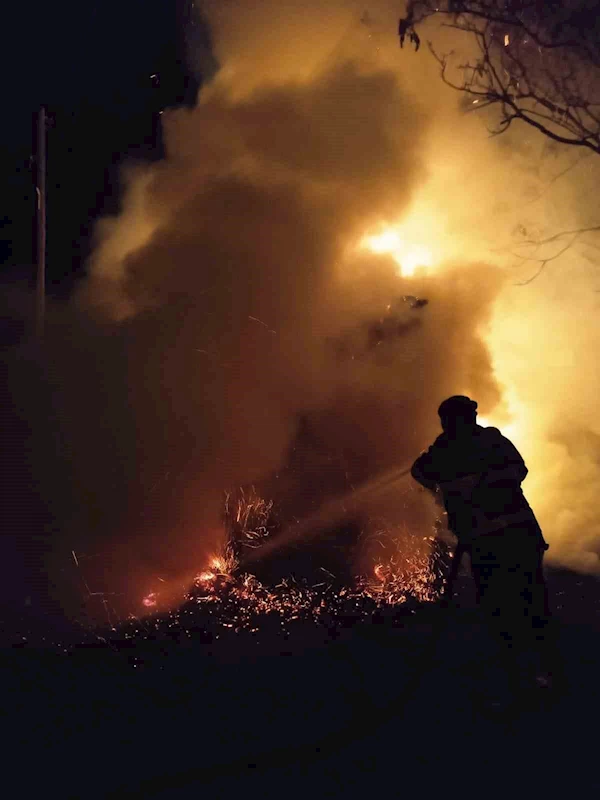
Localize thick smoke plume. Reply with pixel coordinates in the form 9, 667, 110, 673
7, 0, 600, 621
76, 0, 506, 611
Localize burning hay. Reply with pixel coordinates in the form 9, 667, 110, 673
119, 490, 453, 652
34, 490, 452, 659
223, 486, 276, 560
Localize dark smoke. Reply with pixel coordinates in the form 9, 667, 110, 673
73, 58, 502, 615
3, 6, 512, 623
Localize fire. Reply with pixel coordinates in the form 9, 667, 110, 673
196, 570, 217, 584
361, 226, 433, 277
131, 488, 452, 640
183, 546, 446, 629
138, 537, 448, 627
193, 551, 237, 587
210, 556, 227, 572
142, 592, 158, 608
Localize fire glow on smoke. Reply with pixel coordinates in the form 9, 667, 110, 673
131, 219, 445, 628
91, 201, 535, 639
127, 225, 493, 630
69, 0, 600, 645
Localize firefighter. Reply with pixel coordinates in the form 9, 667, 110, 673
411, 395, 552, 694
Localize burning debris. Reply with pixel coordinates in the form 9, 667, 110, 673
13, 486, 453, 660
112, 549, 450, 661
402, 295, 428, 309
365, 294, 429, 351
224, 486, 277, 560
206, 484, 447, 606
332, 293, 430, 361
112, 490, 453, 658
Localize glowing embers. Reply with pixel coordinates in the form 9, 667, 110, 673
194, 554, 237, 589
196, 570, 217, 585
179, 531, 449, 631
142, 592, 158, 608
137, 489, 452, 637
360, 225, 434, 277
138, 539, 448, 631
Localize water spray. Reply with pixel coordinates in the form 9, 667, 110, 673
241, 463, 415, 567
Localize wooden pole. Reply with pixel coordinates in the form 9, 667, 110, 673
36, 106, 46, 341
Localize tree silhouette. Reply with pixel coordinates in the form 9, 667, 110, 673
399, 1, 600, 154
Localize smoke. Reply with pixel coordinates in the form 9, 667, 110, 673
9, 0, 600, 620
488, 257, 600, 573
73, 1, 500, 607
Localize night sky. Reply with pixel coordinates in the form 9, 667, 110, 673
0, 2, 211, 619
0, 1, 205, 291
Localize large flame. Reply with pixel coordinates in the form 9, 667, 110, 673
361, 226, 433, 277
358, 204, 452, 278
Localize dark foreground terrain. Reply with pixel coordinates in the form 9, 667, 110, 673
4, 567, 600, 798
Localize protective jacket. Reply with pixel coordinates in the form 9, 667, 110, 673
411, 425, 545, 546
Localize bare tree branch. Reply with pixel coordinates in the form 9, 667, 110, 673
518, 225, 600, 247
401, 1, 600, 155
521, 152, 592, 208
515, 235, 579, 285
490, 223, 600, 282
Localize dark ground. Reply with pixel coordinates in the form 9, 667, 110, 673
4, 566, 600, 798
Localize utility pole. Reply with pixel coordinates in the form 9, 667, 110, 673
36, 105, 47, 341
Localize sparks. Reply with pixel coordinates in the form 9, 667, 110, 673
123, 491, 452, 653
210, 556, 227, 572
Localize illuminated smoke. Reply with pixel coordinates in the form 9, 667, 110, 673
25, 0, 599, 619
